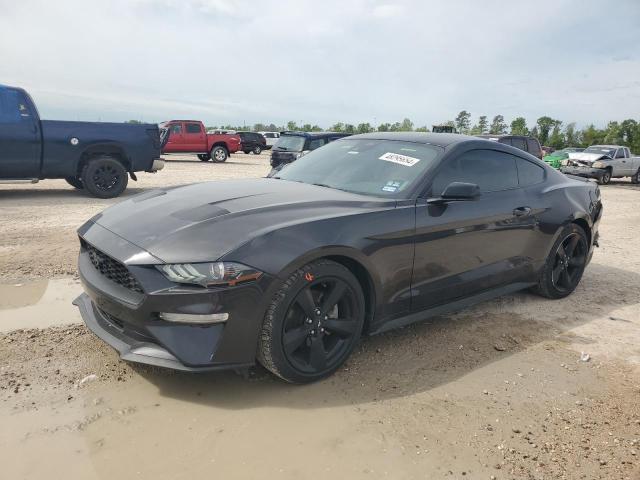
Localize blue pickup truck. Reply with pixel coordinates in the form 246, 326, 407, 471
0, 85, 167, 198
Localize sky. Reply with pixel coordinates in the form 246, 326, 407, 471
1, 0, 639, 129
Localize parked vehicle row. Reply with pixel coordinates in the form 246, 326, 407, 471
0, 85, 166, 198
542, 147, 584, 169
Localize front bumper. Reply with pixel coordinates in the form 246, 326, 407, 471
74, 224, 273, 372
560, 166, 605, 180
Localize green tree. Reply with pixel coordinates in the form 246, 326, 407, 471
311, 125, 323, 132
331, 122, 344, 132
415, 126, 429, 132
399, 118, 414, 131
535, 116, 558, 145
548, 123, 565, 149
619, 119, 639, 153
125, 119, 142, 124
344, 124, 356, 133
510, 117, 528, 136
564, 123, 580, 147
357, 122, 373, 133
603, 121, 622, 145
286, 121, 298, 131
454, 110, 471, 134
301, 123, 313, 132
489, 115, 507, 134
377, 123, 391, 132
580, 124, 605, 147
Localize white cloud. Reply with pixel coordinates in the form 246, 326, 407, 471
0, 0, 639, 127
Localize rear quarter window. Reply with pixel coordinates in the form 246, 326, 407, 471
517, 158, 545, 187
527, 139, 541, 157
510, 138, 526, 151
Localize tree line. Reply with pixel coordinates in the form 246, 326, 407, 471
128, 113, 640, 153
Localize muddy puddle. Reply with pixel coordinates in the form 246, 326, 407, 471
0, 277, 81, 332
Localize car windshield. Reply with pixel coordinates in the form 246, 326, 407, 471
273, 135, 306, 151
584, 147, 616, 157
276, 139, 443, 197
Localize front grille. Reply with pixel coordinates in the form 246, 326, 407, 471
83, 242, 144, 293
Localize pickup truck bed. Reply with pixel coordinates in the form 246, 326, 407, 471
0, 85, 167, 198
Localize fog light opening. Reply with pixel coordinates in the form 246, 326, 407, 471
158, 312, 229, 324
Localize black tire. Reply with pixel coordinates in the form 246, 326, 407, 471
631, 168, 640, 184
598, 169, 611, 185
210, 146, 228, 163
532, 223, 589, 299
257, 259, 365, 384
81, 156, 128, 199
243, 149, 251, 154
197, 154, 211, 162
65, 176, 83, 189
253, 145, 262, 155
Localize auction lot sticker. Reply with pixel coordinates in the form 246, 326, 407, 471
379, 152, 421, 167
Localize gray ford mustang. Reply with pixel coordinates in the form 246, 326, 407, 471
74, 133, 602, 383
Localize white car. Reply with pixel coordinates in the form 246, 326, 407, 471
560, 145, 640, 185
258, 131, 280, 149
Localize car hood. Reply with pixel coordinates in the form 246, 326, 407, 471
567, 152, 609, 164
90, 178, 395, 264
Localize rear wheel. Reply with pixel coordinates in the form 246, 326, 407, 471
598, 169, 611, 185
81, 156, 128, 199
210, 146, 228, 163
257, 259, 365, 383
631, 168, 640, 184
197, 154, 211, 162
253, 145, 263, 155
533, 223, 589, 299
65, 176, 83, 189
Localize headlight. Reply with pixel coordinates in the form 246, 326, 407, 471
295, 150, 310, 159
592, 161, 606, 169
561, 159, 569, 166
157, 262, 262, 287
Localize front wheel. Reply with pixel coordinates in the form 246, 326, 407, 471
598, 169, 611, 185
81, 156, 128, 199
253, 145, 262, 155
65, 176, 83, 189
257, 259, 365, 383
210, 146, 228, 163
197, 154, 211, 162
532, 223, 589, 299
631, 168, 640, 184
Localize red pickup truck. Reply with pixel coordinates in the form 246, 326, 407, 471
160, 120, 241, 162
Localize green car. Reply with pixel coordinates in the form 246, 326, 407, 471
543, 147, 584, 169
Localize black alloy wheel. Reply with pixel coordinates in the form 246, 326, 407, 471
599, 169, 611, 185
253, 145, 262, 155
81, 156, 128, 199
631, 168, 640, 184
197, 154, 211, 162
282, 278, 359, 374
258, 259, 365, 383
65, 176, 84, 189
551, 232, 587, 293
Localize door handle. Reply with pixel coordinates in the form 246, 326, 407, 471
513, 206, 532, 217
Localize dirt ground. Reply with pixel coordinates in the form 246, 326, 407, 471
1, 154, 639, 480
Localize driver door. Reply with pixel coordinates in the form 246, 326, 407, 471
0, 88, 40, 178
411, 149, 536, 312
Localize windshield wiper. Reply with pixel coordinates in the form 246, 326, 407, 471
311, 182, 334, 189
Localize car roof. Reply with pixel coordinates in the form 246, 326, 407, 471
590, 145, 622, 148
280, 131, 349, 138
347, 132, 477, 147
475, 134, 535, 140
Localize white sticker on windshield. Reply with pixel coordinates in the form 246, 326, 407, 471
379, 152, 421, 167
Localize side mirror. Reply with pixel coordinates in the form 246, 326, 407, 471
429, 182, 481, 204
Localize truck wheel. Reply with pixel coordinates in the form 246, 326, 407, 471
253, 145, 263, 155
631, 168, 640, 184
65, 176, 84, 189
211, 146, 228, 163
598, 169, 611, 185
81, 156, 128, 199
197, 154, 211, 162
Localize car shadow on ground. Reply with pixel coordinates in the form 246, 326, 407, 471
135, 262, 640, 410
0, 186, 166, 204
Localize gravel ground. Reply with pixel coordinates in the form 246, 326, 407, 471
1, 154, 639, 479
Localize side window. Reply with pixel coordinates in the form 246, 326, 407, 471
185, 123, 201, 134
624, 148, 630, 158
526, 139, 541, 157
510, 137, 526, 151
516, 158, 545, 187
615, 149, 625, 158
431, 149, 518, 196
0, 89, 32, 123
307, 138, 326, 150
170, 123, 182, 135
